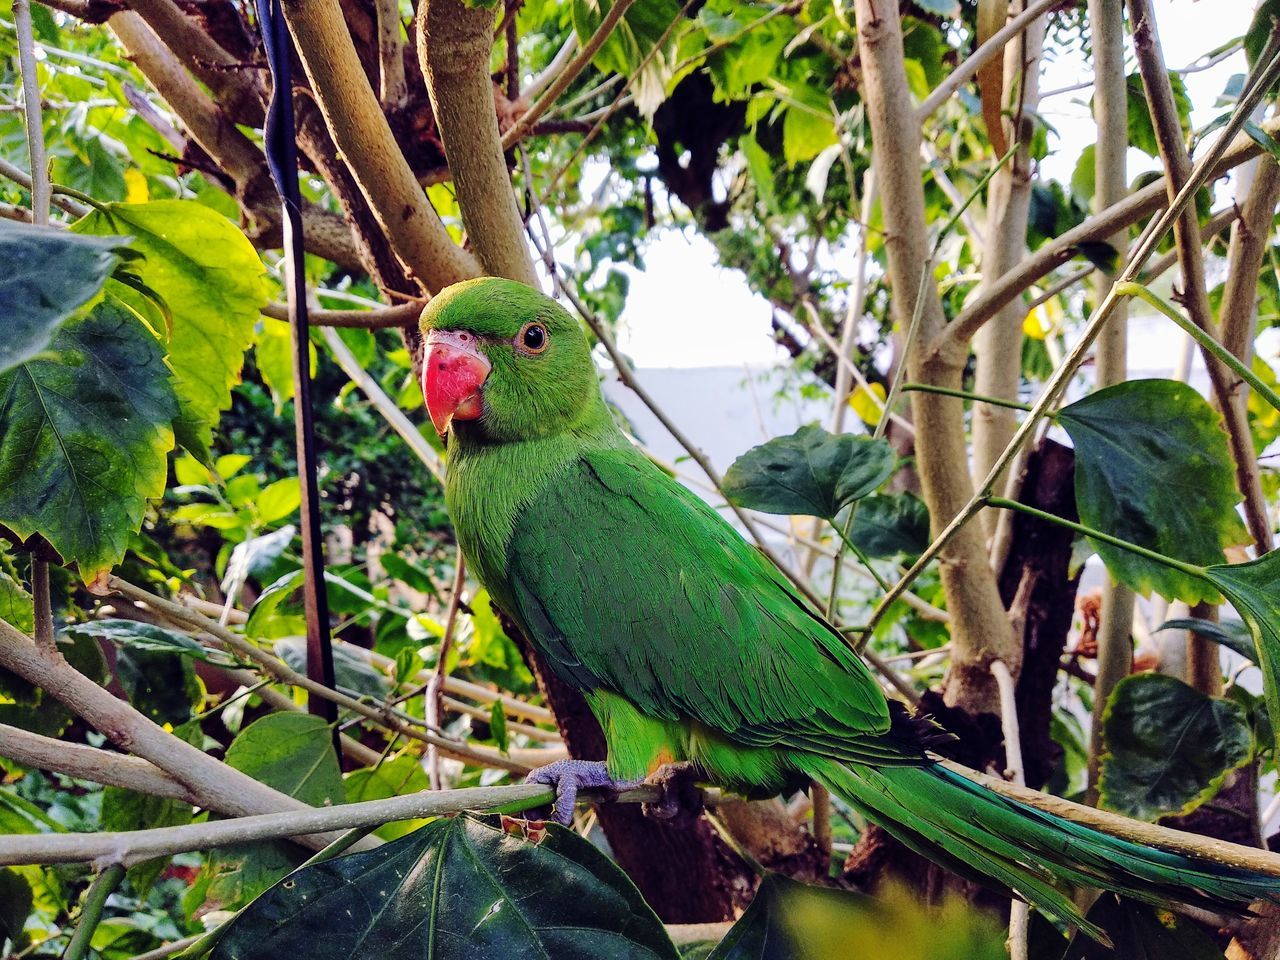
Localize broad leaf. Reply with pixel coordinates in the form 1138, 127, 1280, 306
708, 873, 1003, 960
0, 868, 32, 951
1057, 380, 1246, 604
849, 493, 931, 559
64, 618, 241, 667
208, 713, 344, 906
1098, 673, 1252, 821
65, 622, 206, 726
573, 0, 684, 118
343, 755, 430, 841
211, 814, 680, 960
0, 222, 124, 374
275, 637, 389, 701
1205, 552, 1280, 754
723, 425, 896, 520
73, 200, 268, 462
1062, 893, 1223, 960
0, 300, 177, 582
0, 569, 33, 634
1158, 617, 1257, 664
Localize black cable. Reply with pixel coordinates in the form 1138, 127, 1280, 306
255, 0, 338, 741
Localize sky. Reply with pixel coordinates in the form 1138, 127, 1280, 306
612, 0, 1257, 373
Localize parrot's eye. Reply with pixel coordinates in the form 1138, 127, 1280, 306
518, 322, 548, 354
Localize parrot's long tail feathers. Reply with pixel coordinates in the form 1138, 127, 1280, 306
811, 759, 1280, 937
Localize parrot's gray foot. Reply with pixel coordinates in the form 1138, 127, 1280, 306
524, 759, 643, 825
641, 761, 704, 828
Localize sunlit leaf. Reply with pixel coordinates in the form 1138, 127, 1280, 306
73, 200, 269, 462
1099, 673, 1252, 821
0, 299, 177, 582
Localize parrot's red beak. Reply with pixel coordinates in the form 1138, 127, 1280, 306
423, 329, 491, 436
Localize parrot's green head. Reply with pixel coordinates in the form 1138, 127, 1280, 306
419, 278, 603, 445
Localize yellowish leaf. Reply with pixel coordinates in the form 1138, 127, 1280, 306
848, 382, 887, 426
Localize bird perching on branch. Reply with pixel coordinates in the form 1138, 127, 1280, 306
420, 276, 1280, 938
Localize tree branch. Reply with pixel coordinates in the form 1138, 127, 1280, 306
281, 0, 481, 292
0, 723, 194, 801
0, 780, 684, 867
500, 0, 639, 149
418, 0, 538, 284
937, 113, 1280, 357
374, 0, 407, 108
853, 0, 1018, 712
1129, 0, 1273, 558
0, 617, 362, 850
109, 578, 551, 773
264, 300, 424, 328
916, 0, 1062, 123
14, 0, 49, 225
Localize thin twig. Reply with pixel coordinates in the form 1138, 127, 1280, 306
990, 659, 1028, 960
427, 557, 466, 790
501, 0, 640, 149
30, 559, 54, 654
13, 0, 48, 225
63, 864, 126, 960
862, 41, 1280, 637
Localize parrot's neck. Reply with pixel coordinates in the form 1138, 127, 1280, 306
443, 417, 625, 605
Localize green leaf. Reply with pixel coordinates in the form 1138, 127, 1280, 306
0, 568, 33, 634
115, 639, 203, 726
723, 425, 896, 520
343, 755, 430, 841
0, 300, 177, 582
101, 785, 192, 894
209, 713, 344, 906
0, 868, 32, 951
210, 814, 680, 960
225, 713, 343, 807
1126, 72, 1191, 157
275, 637, 389, 701
1062, 893, 1224, 960
1158, 617, 1257, 664
573, 0, 683, 117
256, 478, 301, 525
849, 493, 930, 559
0, 221, 124, 374
255, 318, 316, 415
1098, 673, 1252, 821
489, 700, 508, 753
708, 873, 1004, 960
782, 100, 837, 168
1057, 379, 1247, 604
64, 618, 240, 667
1205, 552, 1280, 755
72, 200, 268, 462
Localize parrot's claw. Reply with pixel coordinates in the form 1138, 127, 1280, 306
524, 759, 643, 826
640, 761, 704, 828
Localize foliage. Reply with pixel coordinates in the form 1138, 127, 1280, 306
1098, 674, 1253, 822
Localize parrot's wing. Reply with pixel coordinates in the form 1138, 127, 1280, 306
505, 447, 917, 764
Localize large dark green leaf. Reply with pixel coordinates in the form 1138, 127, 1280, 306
1061, 893, 1223, 960
0, 299, 177, 582
0, 222, 124, 374
723, 425, 896, 520
708, 874, 1003, 960
207, 713, 344, 906
275, 636, 389, 701
211, 814, 680, 960
1158, 617, 1257, 663
1098, 673, 1252, 821
73, 200, 268, 462
1057, 379, 1247, 604
0, 868, 32, 951
1205, 552, 1280, 754
848, 493, 931, 559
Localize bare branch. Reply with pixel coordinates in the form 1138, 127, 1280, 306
0, 780, 684, 867
523, 32, 579, 101
1129, 0, 1273, 556
0, 617, 361, 850
374, 0, 408, 108
916, 0, 1063, 123
14, 0, 49, 225
0, 724, 194, 801
937, 113, 1280, 356
418, 0, 538, 284
500, 0, 639, 149
281, 0, 481, 292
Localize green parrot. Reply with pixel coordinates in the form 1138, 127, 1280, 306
420, 277, 1277, 935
